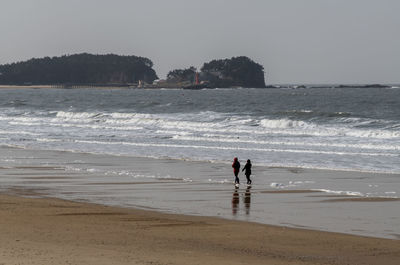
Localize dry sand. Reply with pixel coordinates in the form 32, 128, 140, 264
0, 194, 399, 265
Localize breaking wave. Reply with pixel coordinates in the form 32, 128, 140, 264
0, 87, 399, 173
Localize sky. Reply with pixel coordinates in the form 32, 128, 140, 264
0, 0, 399, 84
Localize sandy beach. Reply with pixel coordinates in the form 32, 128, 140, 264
0, 146, 399, 264
0, 194, 399, 265
1, 146, 399, 240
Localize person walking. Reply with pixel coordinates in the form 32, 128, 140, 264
232, 157, 240, 184
242, 159, 252, 185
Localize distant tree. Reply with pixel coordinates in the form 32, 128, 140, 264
0, 53, 158, 85
201, 56, 266, 88
167, 66, 197, 83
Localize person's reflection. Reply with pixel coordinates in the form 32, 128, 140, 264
231, 186, 239, 215
243, 186, 251, 215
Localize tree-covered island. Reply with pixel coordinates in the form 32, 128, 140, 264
166, 56, 266, 88
200, 56, 266, 88
0, 54, 266, 88
0, 53, 158, 86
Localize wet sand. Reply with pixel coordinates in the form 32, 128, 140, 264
0, 194, 399, 265
0, 146, 399, 240
260, 189, 323, 193
320, 197, 400, 202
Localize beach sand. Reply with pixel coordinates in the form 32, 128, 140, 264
0, 194, 399, 265
1, 146, 399, 240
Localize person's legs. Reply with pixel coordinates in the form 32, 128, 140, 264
246, 174, 251, 184
234, 172, 239, 184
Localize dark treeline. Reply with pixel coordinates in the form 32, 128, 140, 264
0, 54, 266, 88
201, 56, 266, 88
167, 56, 266, 88
0, 53, 158, 85
167, 66, 197, 83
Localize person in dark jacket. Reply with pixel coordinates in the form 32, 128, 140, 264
232, 157, 240, 184
242, 159, 252, 185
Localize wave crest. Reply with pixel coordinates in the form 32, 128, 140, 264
260, 118, 309, 129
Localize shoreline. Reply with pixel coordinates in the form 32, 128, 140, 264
1, 194, 399, 265
0, 145, 399, 240
3, 143, 400, 176
0, 85, 136, 89
1, 84, 398, 90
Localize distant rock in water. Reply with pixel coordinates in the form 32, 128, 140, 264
0, 53, 158, 85
200, 56, 266, 88
337, 84, 391, 89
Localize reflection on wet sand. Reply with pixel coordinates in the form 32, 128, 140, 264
232, 187, 239, 215
231, 186, 252, 215
244, 187, 251, 215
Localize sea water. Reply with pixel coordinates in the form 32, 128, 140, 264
0, 87, 399, 173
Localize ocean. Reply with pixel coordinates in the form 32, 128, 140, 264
0, 86, 399, 239
1, 86, 399, 173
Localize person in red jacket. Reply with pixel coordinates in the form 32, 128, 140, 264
232, 157, 240, 184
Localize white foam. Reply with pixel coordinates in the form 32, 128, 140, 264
172, 135, 400, 151
71, 139, 398, 157
288, 181, 315, 185
315, 189, 364, 197
259, 118, 400, 139
0, 130, 41, 136
36, 138, 62, 142
263, 162, 400, 175
8, 111, 398, 142
270, 182, 285, 188
56, 111, 103, 120
77, 139, 400, 159
208, 179, 231, 184
1, 108, 399, 174
155, 130, 192, 136
260, 118, 308, 129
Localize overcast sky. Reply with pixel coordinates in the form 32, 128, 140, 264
1, 0, 399, 84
